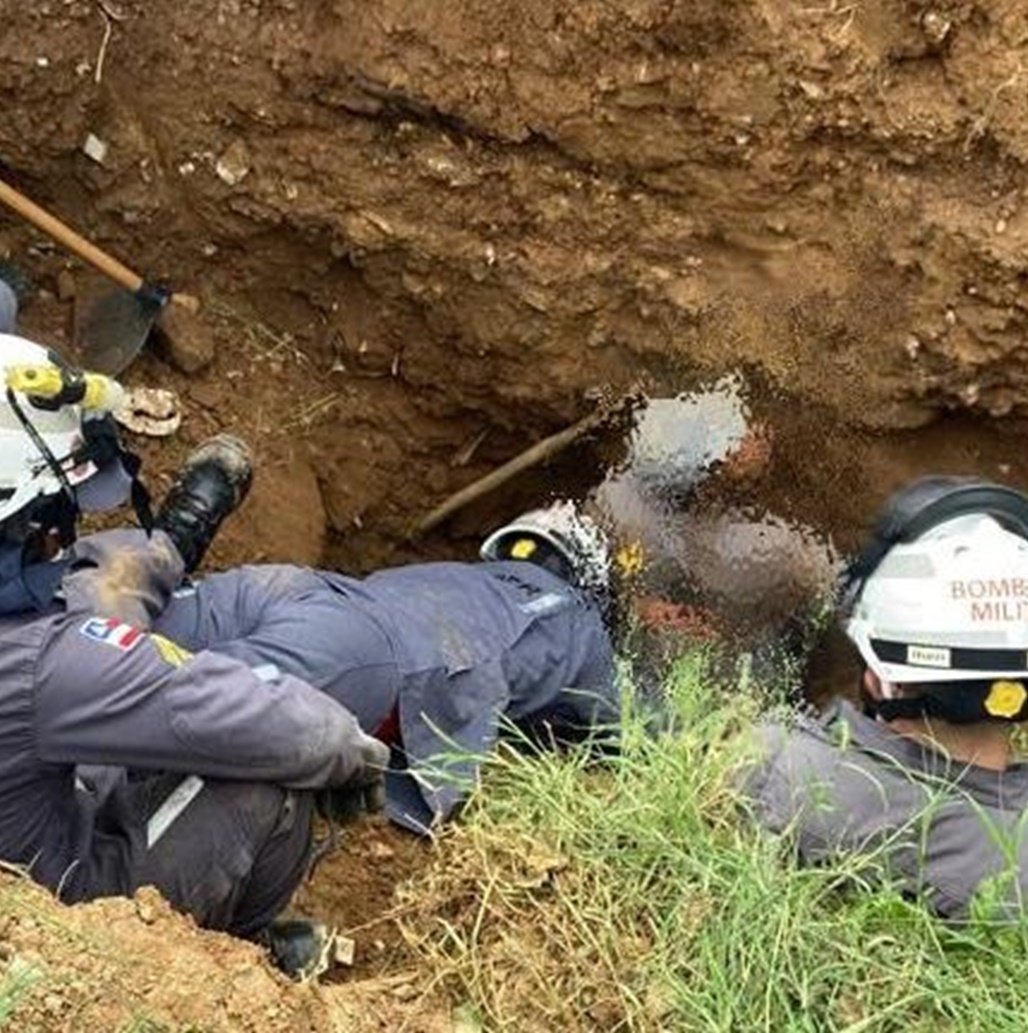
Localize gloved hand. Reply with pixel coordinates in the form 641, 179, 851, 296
317, 733, 390, 824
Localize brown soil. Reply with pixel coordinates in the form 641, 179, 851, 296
6, 1, 1028, 567
5, 0, 1028, 1026
0, 868, 451, 1032
292, 818, 429, 981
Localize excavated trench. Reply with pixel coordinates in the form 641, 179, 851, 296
5, 0, 1028, 1020
5, 1, 1028, 566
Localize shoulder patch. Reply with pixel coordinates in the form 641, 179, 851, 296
150, 633, 194, 668
80, 617, 143, 652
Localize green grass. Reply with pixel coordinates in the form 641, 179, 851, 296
405, 652, 1028, 1032
0, 957, 43, 1028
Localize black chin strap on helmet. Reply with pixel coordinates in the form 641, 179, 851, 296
7, 386, 154, 546
863, 678, 1028, 725
77, 415, 154, 535
6, 386, 79, 547
865, 693, 970, 724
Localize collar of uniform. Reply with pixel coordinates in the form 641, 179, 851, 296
820, 700, 1028, 811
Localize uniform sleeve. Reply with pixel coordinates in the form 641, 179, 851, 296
60, 529, 185, 629
34, 614, 373, 790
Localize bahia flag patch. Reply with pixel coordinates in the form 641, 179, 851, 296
80, 617, 144, 652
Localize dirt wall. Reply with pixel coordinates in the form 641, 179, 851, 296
3, 0, 1028, 562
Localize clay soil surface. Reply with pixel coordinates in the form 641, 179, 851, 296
0, 867, 452, 1033
292, 818, 430, 981
6, 1, 1028, 563
5, 0, 1028, 1027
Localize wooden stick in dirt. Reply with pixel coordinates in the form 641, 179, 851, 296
413, 399, 628, 537
0, 178, 199, 312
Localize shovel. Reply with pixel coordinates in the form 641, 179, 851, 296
75, 281, 170, 375
0, 177, 205, 374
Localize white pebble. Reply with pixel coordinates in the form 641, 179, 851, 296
82, 133, 108, 165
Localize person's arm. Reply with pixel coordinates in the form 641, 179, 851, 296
60, 529, 184, 629
34, 612, 387, 790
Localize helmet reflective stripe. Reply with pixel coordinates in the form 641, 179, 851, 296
870, 639, 1028, 673
0, 334, 94, 529
846, 512, 1028, 684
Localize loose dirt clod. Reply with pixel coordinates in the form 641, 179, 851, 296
155, 300, 215, 373
216, 140, 253, 187
0, 873, 329, 1033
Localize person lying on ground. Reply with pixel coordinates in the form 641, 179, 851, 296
148, 498, 618, 836
0, 329, 618, 973
741, 476, 1028, 920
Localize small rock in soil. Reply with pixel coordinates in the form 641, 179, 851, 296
56, 269, 76, 301
82, 132, 108, 165
154, 304, 215, 373
215, 140, 252, 186
921, 11, 952, 46
333, 935, 357, 968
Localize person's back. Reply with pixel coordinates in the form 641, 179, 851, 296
744, 700, 1028, 919
742, 477, 1028, 921
152, 516, 620, 832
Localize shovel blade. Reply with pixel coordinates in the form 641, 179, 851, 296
77, 287, 165, 375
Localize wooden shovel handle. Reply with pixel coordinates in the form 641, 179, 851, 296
0, 178, 199, 312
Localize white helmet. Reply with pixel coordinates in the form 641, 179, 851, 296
847, 512, 1028, 686
0, 334, 123, 539
480, 500, 611, 596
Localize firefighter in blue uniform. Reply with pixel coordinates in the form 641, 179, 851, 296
151, 500, 618, 834
0, 285, 618, 971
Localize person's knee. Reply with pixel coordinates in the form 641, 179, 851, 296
229, 785, 316, 937
136, 779, 314, 936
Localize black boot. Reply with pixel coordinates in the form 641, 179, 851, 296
261, 919, 333, 980
155, 434, 253, 572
